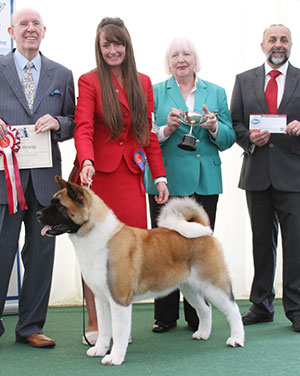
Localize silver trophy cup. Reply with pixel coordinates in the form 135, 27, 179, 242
177, 111, 209, 151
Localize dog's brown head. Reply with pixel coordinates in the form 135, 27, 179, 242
37, 176, 91, 237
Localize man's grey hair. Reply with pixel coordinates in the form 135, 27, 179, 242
262, 24, 292, 43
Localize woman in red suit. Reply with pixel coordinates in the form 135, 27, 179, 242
73, 17, 169, 345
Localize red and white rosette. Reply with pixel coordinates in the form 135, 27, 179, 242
0, 126, 27, 214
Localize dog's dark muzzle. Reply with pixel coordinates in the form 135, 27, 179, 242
36, 209, 81, 237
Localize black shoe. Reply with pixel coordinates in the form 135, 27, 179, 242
242, 310, 273, 325
152, 321, 176, 333
0, 319, 4, 337
292, 316, 300, 332
187, 322, 198, 331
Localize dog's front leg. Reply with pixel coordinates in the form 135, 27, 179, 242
101, 302, 132, 366
87, 296, 111, 357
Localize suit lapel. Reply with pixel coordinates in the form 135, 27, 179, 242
278, 63, 298, 113
254, 65, 269, 113
193, 79, 207, 113
1, 52, 31, 115
166, 76, 208, 113
166, 76, 188, 111
33, 55, 54, 113
193, 79, 207, 137
112, 74, 130, 112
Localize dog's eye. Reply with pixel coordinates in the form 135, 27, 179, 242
54, 201, 68, 214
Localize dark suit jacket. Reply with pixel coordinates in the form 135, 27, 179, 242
230, 63, 300, 192
0, 50, 75, 206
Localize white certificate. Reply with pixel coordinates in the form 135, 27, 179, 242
249, 114, 287, 134
0, 125, 52, 170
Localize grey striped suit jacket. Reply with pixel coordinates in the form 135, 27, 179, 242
0, 50, 75, 206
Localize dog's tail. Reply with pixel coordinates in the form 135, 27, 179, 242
157, 197, 212, 238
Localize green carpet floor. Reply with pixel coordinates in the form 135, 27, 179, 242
0, 300, 299, 375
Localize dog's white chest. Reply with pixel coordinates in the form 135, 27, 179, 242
69, 215, 120, 297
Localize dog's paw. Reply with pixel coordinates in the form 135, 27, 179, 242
192, 329, 210, 341
86, 345, 109, 357
101, 353, 124, 366
226, 337, 244, 347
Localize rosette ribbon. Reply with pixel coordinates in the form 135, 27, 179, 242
134, 150, 146, 195
0, 126, 27, 214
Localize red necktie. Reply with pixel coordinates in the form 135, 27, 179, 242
265, 70, 281, 114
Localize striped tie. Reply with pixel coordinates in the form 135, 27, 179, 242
22, 62, 34, 110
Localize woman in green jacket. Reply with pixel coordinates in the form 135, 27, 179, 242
145, 36, 236, 333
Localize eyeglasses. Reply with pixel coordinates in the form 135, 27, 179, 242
12, 21, 43, 29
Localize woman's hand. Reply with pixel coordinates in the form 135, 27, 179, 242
164, 108, 182, 137
155, 182, 169, 204
80, 160, 95, 187
201, 104, 218, 132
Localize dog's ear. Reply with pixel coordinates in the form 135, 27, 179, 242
66, 181, 85, 206
55, 175, 67, 189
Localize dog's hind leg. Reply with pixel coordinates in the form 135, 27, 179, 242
203, 285, 245, 347
87, 295, 111, 358
180, 284, 212, 340
101, 302, 132, 366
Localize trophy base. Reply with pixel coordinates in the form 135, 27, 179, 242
177, 134, 197, 151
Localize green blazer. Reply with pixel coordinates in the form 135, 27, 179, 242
145, 75, 236, 196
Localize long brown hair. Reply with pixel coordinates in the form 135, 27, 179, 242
95, 17, 149, 145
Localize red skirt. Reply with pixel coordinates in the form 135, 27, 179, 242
90, 158, 147, 229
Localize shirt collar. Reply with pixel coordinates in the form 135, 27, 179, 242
14, 49, 42, 72
264, 60, 289, 77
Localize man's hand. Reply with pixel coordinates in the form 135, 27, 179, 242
35, 114, 60, 134
285, 120, 300, 136
0, 119, 7, 140
250, 130, 271, 146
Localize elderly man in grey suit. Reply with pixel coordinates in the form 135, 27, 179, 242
231, 24, 300, 332
0, 8, 75, 347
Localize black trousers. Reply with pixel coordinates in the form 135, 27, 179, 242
246, 187, 300, 320
148, 193, 218, 326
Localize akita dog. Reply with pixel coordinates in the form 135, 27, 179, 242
37, 176, 244, 366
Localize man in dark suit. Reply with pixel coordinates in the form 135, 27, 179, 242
231, 24, 300, 332
0, 8, 75, 347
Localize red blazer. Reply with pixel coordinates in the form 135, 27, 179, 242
74, 70, 165, 180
